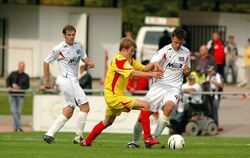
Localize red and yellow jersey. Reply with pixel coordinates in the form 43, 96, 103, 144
104, 53, 144, 96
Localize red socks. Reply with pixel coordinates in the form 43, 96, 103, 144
85, 111, 151, 144
85, 121, 105, 144
140, 110, 151, 140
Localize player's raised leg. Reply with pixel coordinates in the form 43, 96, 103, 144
81, 115, 116, 146
153, 101, 174, 138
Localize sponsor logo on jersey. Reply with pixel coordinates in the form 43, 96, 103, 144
68, 57, 80, 65
165, 62, 183, 69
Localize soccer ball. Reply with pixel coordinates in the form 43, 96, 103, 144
167, 134, 185, 150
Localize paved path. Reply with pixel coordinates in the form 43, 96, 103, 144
217, 85, 250, 137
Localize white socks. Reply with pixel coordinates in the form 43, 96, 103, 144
132, 120, 142, 145
153, 115, 170, 138
45, 111, 88, 138
75, 111, 88, 136
46, 114, 68, 137
132, 115, 170, 144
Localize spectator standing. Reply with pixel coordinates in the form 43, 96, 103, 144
125, 31, 134, 39
207, 32, 226, 78
158, 30, 171, 50
43, 25, 95, 144
244, 38, 250, 89
206, 66, 224, 131
79, 64, 92, 90
225, 35, 238, 84
195, 45, 217, 71
6, 61, 30, 132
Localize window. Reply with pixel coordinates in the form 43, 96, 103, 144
143, 31, 162, 45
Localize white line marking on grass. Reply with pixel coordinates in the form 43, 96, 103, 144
1, 137, 250, 147
0, 137, 129, 143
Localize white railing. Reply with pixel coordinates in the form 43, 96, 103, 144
0, 88, 249, 98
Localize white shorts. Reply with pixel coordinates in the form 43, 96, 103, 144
143, 85, 181, 113
57, 75, 88, 108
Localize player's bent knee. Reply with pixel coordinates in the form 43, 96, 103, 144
105, 121, 113, 127
79, 103, 90, 112
63, 113, 73, 119
145, 104, 150, 110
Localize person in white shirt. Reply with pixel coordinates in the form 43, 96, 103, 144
43, 25, 95, 144
182, 74, 203, 104
127, 28, 191, 148
206, 65, 224, 130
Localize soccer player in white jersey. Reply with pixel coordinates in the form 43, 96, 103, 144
43, 25, 95, 144
127, 28, 191, 148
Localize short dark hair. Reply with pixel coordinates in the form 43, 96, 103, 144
172, 28, 187, 40
163, 30, 169, 35
62, 25, 76, 35
119, 37, 137, 51
142, 60, 150, 65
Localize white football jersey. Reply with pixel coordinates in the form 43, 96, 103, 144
151, 44, 190, 89
44, 41, 87, 79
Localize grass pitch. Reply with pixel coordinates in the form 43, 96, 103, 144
0, 132, 250, 158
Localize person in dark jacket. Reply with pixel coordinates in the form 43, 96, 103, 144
79, 64, 92, 94
195, 45, 217, 73
158, 30, 171, 50
6, 61, 30, 132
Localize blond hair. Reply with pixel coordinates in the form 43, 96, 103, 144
119, 37, 137, 51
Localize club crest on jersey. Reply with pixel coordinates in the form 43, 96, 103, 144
179, 56, 185, 61
76, 49, 81, 54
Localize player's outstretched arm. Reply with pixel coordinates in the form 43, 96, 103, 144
131, 71, 163, 79
142, 62, 164, 72
142, 63, 154, 72
82, 58, 95, 69
152, 62, 164, 72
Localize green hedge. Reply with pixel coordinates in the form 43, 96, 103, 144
0, 94, 33, 115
